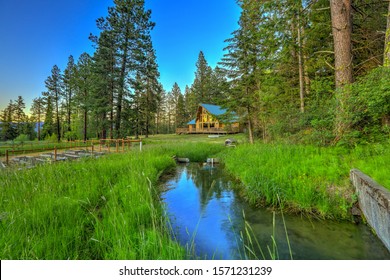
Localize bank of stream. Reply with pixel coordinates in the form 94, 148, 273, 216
160, 162, 390, 260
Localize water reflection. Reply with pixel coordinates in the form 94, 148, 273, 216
160, 163, 390, 260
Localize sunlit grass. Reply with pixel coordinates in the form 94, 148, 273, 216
0, 149, 185, 259
219, 142, 390, 219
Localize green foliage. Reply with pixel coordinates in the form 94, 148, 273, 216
220, 144, 353, 219
14, 134, 29, 144
354, 67, 390, 125
64, 131, 79, 141
330, 67, 390, 146
44, 133, 58, 143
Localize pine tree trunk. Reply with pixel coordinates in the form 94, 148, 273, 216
297, 12, 305, 113
145, 89, 150, 138
55, 91, 61, 142
330, 0, 353, 88
384, 0, 390, 67
37, 112, 41, 141
83, 109, 87, 142
330, 0, 353, 141
247, 105, 254, 144
67, 89, 72, 133
110, 81, 114, 140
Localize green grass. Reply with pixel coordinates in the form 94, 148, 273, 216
351, 143, 390, 190
219, 142, 390, 219
0, 149, 186, 259
142, 134, 233, 162
0, 140, 225, 260
0, 140, 93, 157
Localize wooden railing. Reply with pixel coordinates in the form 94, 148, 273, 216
0, 139, 143, 166
176, 127, 240, 134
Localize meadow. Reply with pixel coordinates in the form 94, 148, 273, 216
1, 133, 389, 259
0, 149, 185, 259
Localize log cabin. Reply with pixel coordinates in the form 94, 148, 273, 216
176, 103, 241, 134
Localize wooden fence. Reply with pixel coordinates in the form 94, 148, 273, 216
1, 139, 142, 166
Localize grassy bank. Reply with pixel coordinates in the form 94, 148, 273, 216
0, 141, 224, 259
220, 142, 390, 219
0, 149, 185, 259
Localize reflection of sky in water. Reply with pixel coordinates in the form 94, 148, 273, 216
162, 165, 242, 259
161, 163, 390, 260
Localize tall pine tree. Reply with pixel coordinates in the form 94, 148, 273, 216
45, 65, 63, 142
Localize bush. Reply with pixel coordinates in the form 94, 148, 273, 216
14, 134, 29, 144
64, 131, 79, 141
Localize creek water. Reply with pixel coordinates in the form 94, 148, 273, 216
160, 163, 390, 260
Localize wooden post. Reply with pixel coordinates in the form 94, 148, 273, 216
108, 140, 110, 153
6, 150, 9, 166
122, 139, 124, 152
99, 141, 102, 152
116, 140, 119, 153
91, 143, 94, 156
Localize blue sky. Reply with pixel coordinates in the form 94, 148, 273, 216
0, 0, 241, 112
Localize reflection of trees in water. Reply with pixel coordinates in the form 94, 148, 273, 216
186, 163, 232, 209
162, 164, 390, 260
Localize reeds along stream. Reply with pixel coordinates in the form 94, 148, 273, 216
160, 163, 390, 260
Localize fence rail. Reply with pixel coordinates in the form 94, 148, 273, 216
176, 127, 240, 134
0, 139, 142, 167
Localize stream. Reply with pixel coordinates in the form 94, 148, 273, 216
160, 163, 390, 260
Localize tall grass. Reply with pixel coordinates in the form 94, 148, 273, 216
221, 144, 352, 219
351, 143, 390, 190
0, 149, 185, 259
220, 142, 390, 219
143, 140, 226, 162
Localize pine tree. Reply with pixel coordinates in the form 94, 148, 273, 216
75, 52, 93, 142
191, 51, 213, 104
137, 48, 161, 138
184, 85, 196, 121
0, 101, 17, 141
176, 93, 186, 128
352, 0, 387, 75
330, 0, 353, 140
97, 0, 156, 138
90, 30, 118, 139
63, 55, 76, 135
385, 0, 390, 66
154, 85, 166, 134
42, 94, 54, 139
45, 65, 63, 142
209, 66, 229, 105
221, 0, 276, 143
131, 73, 143, 138
14, 96, 27, 137
30, 97, 45, 140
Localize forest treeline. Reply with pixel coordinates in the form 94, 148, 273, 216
1, 0, 389, 146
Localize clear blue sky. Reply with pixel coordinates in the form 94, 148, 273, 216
0, 0, 241, 112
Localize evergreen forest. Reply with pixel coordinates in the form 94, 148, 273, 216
1, 0, 389, 147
